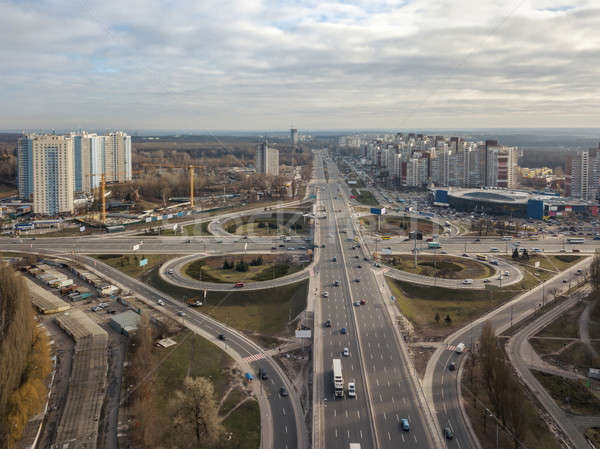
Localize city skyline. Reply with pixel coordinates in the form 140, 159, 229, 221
2, 0, 600, 130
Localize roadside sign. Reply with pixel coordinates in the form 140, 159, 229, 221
295, 330, 312, 338
139, 258, 148, 267
79, 226, 85, 232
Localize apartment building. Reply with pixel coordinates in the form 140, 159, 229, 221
18, 134, 75, 215
568, 146, 600, 200
256, 139, 279, 176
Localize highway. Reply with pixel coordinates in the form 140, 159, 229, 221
313, 151, 438, 449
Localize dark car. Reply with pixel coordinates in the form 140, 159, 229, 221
218, 334, 226, 341
448, 362, 456, 371
363, 257, 369, 261
357, 265, 362, 268
261, 370, 269, 380
280, 387, 289, 397
444, 427, 454, 439
279, 244, 285, 247
324, 319, 331, 328
332, 257, 337, 262
321, 244, 326, 248
354, 279, 360, 283
341, 327, 347, 335
271, 246, 277, 250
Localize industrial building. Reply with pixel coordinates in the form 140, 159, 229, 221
433, 188, 598, 219
110, 310, 141, 336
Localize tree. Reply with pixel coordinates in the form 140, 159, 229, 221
590, 251, 600, 291
171, 376, 222, 448
512, 248, 519, 259
435, 312, 440, 324
444, 314, 452, 325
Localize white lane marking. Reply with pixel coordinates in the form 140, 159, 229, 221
282, 408, 286, 416
360, 430, 363, 439
376, 379, 379, 386
414, 435, 418, 443
388, 432, 391, 441
285, 426, 288, 433
383, 412, 387, 420
335, 428, 338, 438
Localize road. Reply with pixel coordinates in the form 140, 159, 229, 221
313, 151, 439, 449
427, 256, 592, 449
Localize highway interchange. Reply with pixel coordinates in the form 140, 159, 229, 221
4, 151, 600, 449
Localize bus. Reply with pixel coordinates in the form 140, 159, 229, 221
333, 359, 344, 398
476, 254, 488, 261
428, 241, 441, 249
567, 237, 585, 244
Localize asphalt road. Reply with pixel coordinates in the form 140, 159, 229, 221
429, 255, 592, 449
314, 152, 437, 449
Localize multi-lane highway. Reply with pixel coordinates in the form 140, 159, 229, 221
313, 151, 439, 449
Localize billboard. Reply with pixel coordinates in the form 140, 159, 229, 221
295, 330, 312, 338
139, 258, 148, 267
370, 207, 387, 215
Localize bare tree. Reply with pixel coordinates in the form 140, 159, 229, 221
591, 250, 600, 291
171, 376, 223, 448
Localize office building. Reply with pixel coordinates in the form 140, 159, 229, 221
256, 139, 279, 176
18, 134, 75, 215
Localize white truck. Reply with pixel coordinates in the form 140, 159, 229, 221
350, 444, 361, 449
333, 358, 344, 398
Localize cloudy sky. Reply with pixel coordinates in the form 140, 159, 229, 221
1, 0, 599, 131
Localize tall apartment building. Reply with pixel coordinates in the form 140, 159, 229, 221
256, 139, 279, 176
485, 142, 517, 188
18, 134, 75, 215
72, 131, 132, 192
568, 147, 600, 200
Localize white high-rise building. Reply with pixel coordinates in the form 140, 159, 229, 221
290, 128, 298, 145
256, 139, 279, 176
569, 149, 600, 200
18, 134, 75, 215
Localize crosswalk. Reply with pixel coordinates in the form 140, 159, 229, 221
243, 353, 265, 363
446, 344, 468, 352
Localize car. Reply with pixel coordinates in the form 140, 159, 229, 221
347, 382, 356, 398
357, 264, 362, 268
573, 249, 581, 253
353, 255, 359, 259
483, 279, 491, 283
563, 279, 567, 283
322, 291, 329, 298
444, 427, 454, 439
321, 244, 326, 248
260, 370, 268, 380
218, 334, 226, 341
462, 253, 469, 257
560, 249, 566, 253
475, 238, 481, 242
157, 299, 165, 306
341, 327, 347, 335
343, 347, 350, 356
462, 279, 473, 285
363, 257, 369, 261
334, 280, 340, 286
98, 302, 109, 308
504, 270, 510, 276
178, 311, 186, 317
374, 263, 381, 267
280, 387, 289, 397
279, 244, 285, 247
332, 257, 337, 262
400, 418, 410, 431
353, 301, 361, 306
271, 246, 277, 250
360, 299, 366, 305
490, 248, 499, 252
441, 251, 448, 254
91, 306, 102, 312
324, 319, 332, 328
234, 282, 245, 288
168, 268, 175, 274
448, 362, 456, 371
186, 239, 191, 243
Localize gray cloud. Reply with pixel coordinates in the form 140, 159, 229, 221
1, 0, 599, 130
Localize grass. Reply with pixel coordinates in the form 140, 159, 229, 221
184, 254, 307, 284
223, 399, 260, 449
92, 253, 176, 279
383, 254, 493, 279
222, 212, 308, 236
219, 388, 246, 417
143, 266, 308, 339
462, 359, 563, 449
529, 338, 574, 356
351, 188, 379, 206
532, 370, 600, 415
549, 341, 600, 372
361, 215, 434, 236
535, 301, 584, 339
501, 254, 582, 273
386, 268, 554, 339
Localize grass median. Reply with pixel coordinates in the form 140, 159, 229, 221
532, 370, 600, 415
383, 254, 493, 279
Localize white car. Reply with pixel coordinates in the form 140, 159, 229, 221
348, 382, 356, 398
343, 347, 350, 357
462, 279, 473, 285
504, 271, 510, 276
168, 268, 174, 275
98, 302, 109, 308
157, 299, 165, 306
322, 291, 329, 298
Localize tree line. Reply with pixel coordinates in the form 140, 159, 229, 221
0, 264, 51, 449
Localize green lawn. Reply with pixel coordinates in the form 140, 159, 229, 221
144, 266, 308, 339
351, 188, 379, 206
533, 370, 600, 415
223, 399, 260, 449
383, 255, 493, 279
386, 269, 554, 339
93, 253, 176, 278
184, 254, 307, 284
536, 301, 585, 339
501, 254, 582, 273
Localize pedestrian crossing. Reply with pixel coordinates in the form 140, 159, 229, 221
446, 344, 468, 352
243, 353, 265, 362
